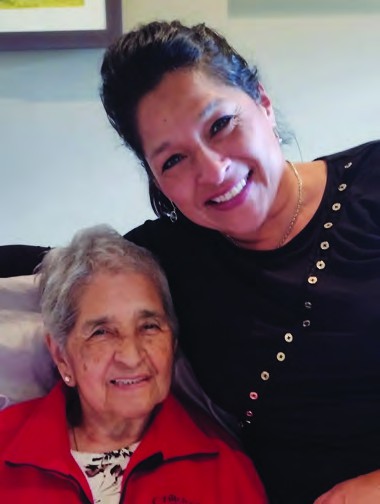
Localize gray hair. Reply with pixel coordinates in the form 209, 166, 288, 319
38, 225, 178, 348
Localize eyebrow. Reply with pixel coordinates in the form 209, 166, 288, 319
82, 316, 112, 332
198, 98, 222, 120
81, 310, 166, 332
137, 309, 166, 322
149, 98, 223, 160
150, 141, 171, 160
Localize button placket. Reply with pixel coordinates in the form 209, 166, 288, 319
241, 159, 353, 431
301, 158, 352, 364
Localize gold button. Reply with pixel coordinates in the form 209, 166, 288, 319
324, 222, 333, 229
303, 319, 311, 327
320, 241, 330, 250
338, 183, 347, 191
308, 276, 318, 284
304, 301, 312, 309
284, 332, 293, 342
277, 352, 285, 362
344, 162, 352, 169
316, 260, 326, 270
261, 371, 270, 381
332, 203, 341, 211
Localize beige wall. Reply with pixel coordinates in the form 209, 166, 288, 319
122, 0, 227, 30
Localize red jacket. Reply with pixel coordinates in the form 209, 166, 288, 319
0, 384, 267, 503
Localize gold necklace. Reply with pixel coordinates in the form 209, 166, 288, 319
277, 160, 303, 248
72, 426, 79, 451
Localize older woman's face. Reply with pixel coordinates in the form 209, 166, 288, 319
59, 270, 174, 428
137, 69, 284, 241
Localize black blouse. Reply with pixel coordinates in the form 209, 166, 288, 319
2, 141, 380, 503
126, 141, 380, 504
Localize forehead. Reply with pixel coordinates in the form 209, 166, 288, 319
76, 270, 162, 313
136, 69, 243, 148
138, 68, 236, 117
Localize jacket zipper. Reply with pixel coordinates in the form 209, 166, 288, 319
118, 451, 218, 503
6, 461, 92, 503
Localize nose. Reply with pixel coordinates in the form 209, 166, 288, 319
194, 144, 229, 185
113, 336, 145, 368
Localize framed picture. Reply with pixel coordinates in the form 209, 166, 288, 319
0, 0, 122, 51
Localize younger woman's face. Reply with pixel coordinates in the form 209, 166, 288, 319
137, 69, 285, 241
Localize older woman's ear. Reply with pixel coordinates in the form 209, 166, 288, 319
45, 334, 75, 387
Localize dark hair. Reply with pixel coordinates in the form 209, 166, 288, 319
100, 20, 261, 218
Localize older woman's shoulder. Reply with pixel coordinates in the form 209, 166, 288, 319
0, 396, 42, 451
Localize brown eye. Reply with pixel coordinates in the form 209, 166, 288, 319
141, 322, 161, 334
162, 153, 185, 172
91, 328, 108, 338
210, 115, 234, 137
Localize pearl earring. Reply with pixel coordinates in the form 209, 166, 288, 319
64, 375, 71, 383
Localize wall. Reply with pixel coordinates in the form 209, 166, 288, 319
0, 0, 379, 245
0, 48, 153, 246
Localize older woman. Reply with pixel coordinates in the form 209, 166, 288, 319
0, 226, 267, 504
1, 20, 380, 504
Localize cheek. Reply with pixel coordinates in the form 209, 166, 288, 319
76, 345, 111, 375
154, 169, 194, 205
148, 340, 174, 377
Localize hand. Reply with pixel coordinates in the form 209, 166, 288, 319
314, 470, 380, 503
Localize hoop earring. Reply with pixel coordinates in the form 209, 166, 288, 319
167, 201, 177, 223
273, 126, 283, 145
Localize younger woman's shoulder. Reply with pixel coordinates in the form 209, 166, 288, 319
125, 217, 171, 245
124, 215, 212, 258
0, 245, 50, 278
316, 139, 380, 165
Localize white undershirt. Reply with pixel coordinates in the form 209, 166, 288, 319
71, 443, 139, 504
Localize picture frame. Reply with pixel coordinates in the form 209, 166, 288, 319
0, 0, 122, 51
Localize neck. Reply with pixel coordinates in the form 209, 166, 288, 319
276, 160, 303, 248
227, 160, 304, 251
71, 408, 152, 453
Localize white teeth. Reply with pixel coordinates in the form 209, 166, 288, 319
211, 177, 247, 203
112, 378, 145, 385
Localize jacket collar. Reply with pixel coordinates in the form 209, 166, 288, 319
3, 382, 91, 499
4, 383, 219, 477
4, 383, 73, 469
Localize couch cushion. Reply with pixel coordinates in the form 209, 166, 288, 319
0, 275, 57, 409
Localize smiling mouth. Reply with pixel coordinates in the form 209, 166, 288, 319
110, 377, 148, 386
208, 171, 252, 205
